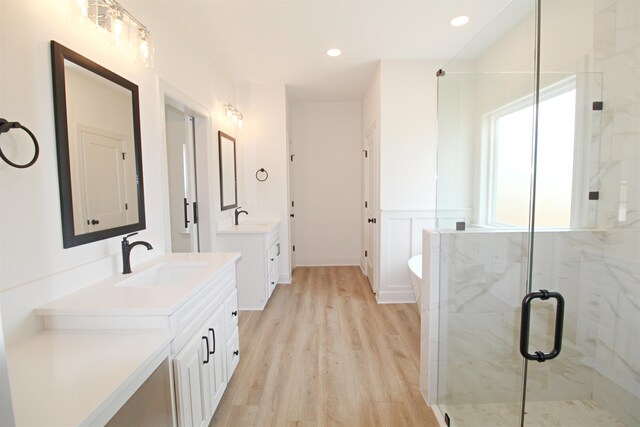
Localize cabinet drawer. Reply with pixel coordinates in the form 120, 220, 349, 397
226, 330, 240, 379
224, 289, 239, 338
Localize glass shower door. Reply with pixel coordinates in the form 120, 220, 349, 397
434, 70, 538, 427
521, 0, 639, 425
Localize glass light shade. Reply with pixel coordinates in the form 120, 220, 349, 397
112, 14, 130, 50
138, 30, 154, 67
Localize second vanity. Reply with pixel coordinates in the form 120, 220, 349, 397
217, 221, 280, 310
12, 252, 241, 427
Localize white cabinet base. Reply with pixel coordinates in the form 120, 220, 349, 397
218, 223, 280, 310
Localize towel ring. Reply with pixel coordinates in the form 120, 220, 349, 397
0, 119, 40, 169
256, 168, 269, 182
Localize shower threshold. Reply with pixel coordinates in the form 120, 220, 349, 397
438, 399, 626, 427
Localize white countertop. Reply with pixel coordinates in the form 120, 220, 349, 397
217, 220, 280, 234
7, 329, 173, 426
36, 252, 240, 316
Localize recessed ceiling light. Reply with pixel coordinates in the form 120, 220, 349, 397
450, 15, 470, 27
326, 48, 342, 57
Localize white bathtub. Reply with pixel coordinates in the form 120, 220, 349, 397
407, 255, 422, 306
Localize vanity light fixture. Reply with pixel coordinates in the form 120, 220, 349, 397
224, 104, 244, 128
76, 0, 154, 67
449, 15, 470, 27
326, 48, 342, 57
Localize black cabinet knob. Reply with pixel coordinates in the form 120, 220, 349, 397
91, 219, 100, 225
231, 310, 238, 317
290, 214, 294, 218
233, 350, 239, 356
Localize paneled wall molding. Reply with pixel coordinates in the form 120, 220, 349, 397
376, 208, 471, 304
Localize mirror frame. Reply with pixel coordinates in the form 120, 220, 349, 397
51, 41, 146, 248
218, 131, 238, 211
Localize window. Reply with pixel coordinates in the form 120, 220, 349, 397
484, 76, 577, 228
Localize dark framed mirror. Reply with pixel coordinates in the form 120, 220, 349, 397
51, 41, 146, 248
218, 131, 237, 211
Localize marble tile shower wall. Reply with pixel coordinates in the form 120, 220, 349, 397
592, 1, 640, 423
437, 230, 606, 404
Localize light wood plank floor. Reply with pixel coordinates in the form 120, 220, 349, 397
211, 266, 439, 427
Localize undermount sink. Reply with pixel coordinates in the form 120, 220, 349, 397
116, 262, 209, 287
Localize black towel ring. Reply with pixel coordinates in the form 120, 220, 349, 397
0, 119, 40, 169
256, 168, 269, 182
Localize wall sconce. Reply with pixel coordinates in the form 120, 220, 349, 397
76, 0, 154, 67
224, 104, 243, 127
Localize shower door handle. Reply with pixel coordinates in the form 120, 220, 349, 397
519, 289, 564, 362
183, 198, 190, 229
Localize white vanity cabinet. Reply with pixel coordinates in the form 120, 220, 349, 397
217, 221, 280, 310
34, 253, 241, 427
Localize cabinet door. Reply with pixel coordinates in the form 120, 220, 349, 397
224, 289, 239, 339
273, 241, 280, 285
226, 329, 240, 379
267, 241, 279, 297
201, 305, 227, 421
174, 336, 206, 427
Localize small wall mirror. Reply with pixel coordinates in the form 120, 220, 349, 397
51, 41, 146, 248
218, 131, 237, 211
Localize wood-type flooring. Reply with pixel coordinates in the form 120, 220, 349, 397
210, 266, 439, 427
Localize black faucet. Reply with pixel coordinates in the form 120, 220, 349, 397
121, 232, 153, 274
234, 207, 248, 225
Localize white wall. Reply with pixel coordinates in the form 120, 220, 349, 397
236, 83, 292, 283
379, 60, 441, 211
362, 63, 381, 138
0, 0, 237, 345
290, 102, 362, 266
373, 60, 442, 302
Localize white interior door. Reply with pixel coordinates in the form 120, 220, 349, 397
288, 140, 296, 269
364, 125, 377, 293
78, 127, 128, 233
165, 105, 199, 253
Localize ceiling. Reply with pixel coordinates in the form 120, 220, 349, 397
157, 0, 522, 101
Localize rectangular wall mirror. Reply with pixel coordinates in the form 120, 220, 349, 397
51, 41, 146, 248
218, 131, 237, 211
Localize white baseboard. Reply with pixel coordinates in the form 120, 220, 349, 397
295, 258, 360, 267
376, 289, 416, 304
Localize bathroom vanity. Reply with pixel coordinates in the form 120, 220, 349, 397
8, 252, 240, 426
217, 221, 280, 310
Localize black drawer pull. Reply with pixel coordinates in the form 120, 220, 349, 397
209, 328, 216, 354
202, 336, 210, 364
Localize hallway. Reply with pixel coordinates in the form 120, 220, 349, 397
211, 266, 438, 426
